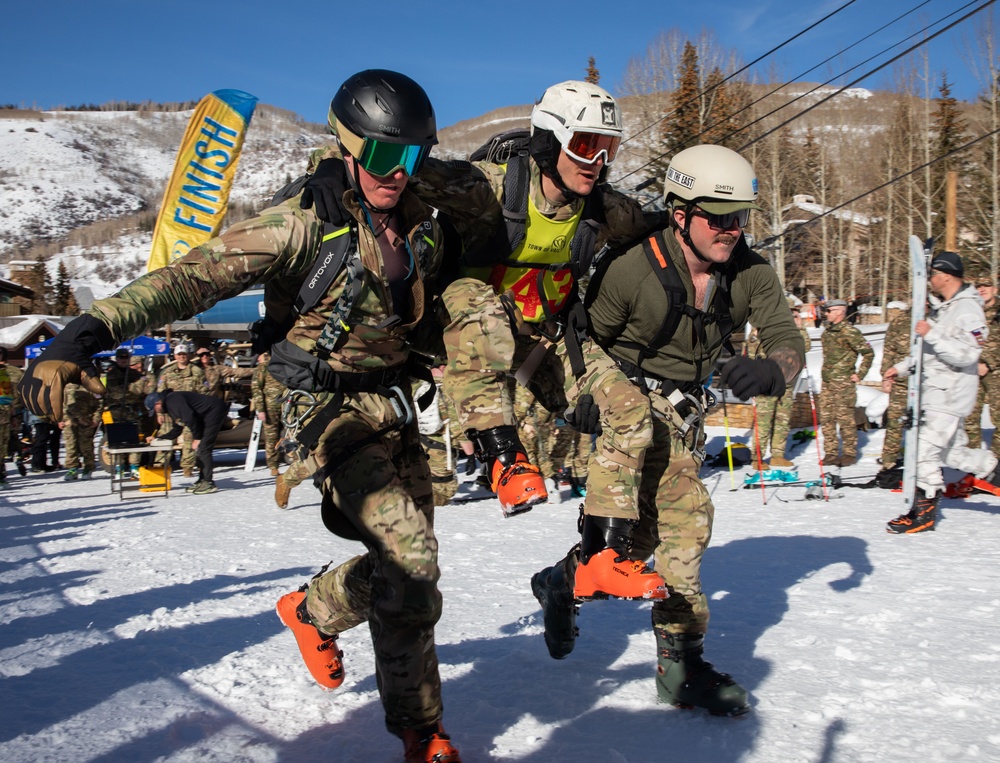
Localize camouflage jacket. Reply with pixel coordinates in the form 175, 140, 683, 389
62, 382, 101, 427
979, 300, 1000, 372
103, 364, 146, 410
157, 362, 207, 394
821, 321, 874, 383
200, 363, 225, 398
87, 146, 448, 377
251, 362, 287, 411
587, 229, 805, 383
0, 363, 23, 426
881, 312, 911, 374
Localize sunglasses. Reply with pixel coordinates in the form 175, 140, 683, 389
338, 124, 431, 178
689, 206, 750, 230
564, 131, 621, 165
198, 352, 211, 357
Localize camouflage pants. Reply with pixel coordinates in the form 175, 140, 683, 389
300, 386, 443, 734
880, 379, 908, 466
441, 278, 652, 519
964, 373, 1000, 457
260, 397, 284, 471
0, 420, 9, 462
64, 422, 98, 472
820, 378, 858, 459
420, 430, 458, 507
630, 391, 714, 634
915, 410, 997, 496
756, 392, 795, 459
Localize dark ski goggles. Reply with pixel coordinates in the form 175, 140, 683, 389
690, 206, 751, 230
339, 125, 431, 177
564, 130, 621, 164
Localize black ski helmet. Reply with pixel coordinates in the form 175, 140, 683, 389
328, 69, 437, 147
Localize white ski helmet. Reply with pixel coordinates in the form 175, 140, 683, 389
663, 144, 760, 214
530, 80, 623, 165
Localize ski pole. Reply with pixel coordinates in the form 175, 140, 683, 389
720, 386, 736, 490
803, 366, 829, 501
751, 396, 768, 504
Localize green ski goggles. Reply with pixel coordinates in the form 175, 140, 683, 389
338, 124, 431, 177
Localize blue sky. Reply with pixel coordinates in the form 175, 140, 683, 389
2, 0, 993, 130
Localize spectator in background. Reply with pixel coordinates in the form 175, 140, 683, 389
879, 305, 911, 471
157, 343, 206, 477
0, 346, 23, 489
964, 273, 1000, 455
145, 389, 228, 494
820, 299, 874, 467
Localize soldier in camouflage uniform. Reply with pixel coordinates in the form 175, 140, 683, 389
820, 299, 874, 466
879, 307, 911, 469
17, 71, 462, 762
60, 381, 100, 479
964, 275, 1000, 455
531, 146, 805, 717
750, 310, 813, 467
196, 347, 225, 398
103, 347, 151, 476
157, 343, 207, 477
0, 347, 24, 489
250, 352, 286, 477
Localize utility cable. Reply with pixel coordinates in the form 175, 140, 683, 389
754, 126, 1000, 250
621, 0, 861, 147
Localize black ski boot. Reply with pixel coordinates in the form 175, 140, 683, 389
886, 488, 939, 534
530, 549, 580, 659
468, 426, 547, 516
654, 630, 750, 717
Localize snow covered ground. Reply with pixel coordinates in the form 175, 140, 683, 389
2, 421, 1000, 763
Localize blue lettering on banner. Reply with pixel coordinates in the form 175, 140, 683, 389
182, 172, 222, 204
173, 117, 241, 231
173, 208, 212, 232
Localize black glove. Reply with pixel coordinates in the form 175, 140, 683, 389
18, 315, 114, 421
720, 356, 786, 400
565, 394, 602, 435
300, 158, 350, 226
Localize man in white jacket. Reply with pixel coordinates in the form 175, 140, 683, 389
883, 251, 1000, 533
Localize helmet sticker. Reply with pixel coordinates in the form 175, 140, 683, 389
752, 178, 759, 193
667, 166, 695, 189
601, 102, 618, 126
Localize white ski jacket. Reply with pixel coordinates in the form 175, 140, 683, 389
892, 283, 987, 418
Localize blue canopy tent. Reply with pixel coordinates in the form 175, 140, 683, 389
94, 336, 171, 358
25, 335, 171, 360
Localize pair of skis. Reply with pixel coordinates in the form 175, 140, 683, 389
900, 235, 929, 512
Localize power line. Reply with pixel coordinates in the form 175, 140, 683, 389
689, 0, 961, 149
754, 126, 1000, 251
738, 0, 997, 151
621, 0, 861, 146
616, 0, 995, 185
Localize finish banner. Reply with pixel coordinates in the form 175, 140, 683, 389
147, 89, 258, 271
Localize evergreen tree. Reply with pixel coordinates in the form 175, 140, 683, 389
929, 74, 970, 242
53, 261, 79, 315
585, 57, 600, 85
663, 41, 701, 158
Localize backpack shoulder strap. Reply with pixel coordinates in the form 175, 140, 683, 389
293, 221, 355, 316
641, 234, 689, 358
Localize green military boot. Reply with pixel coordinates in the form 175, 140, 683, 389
530, 549, 580, 659
654, 629, 750, 717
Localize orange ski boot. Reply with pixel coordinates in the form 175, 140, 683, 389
276, 590, 345, 690
401, 722, 462, 763
573, 516, 667, 600
471, 426, 548, 517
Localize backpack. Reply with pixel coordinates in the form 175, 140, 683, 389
586, 231, 736, 383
